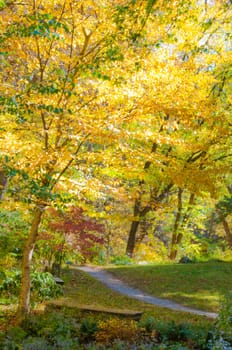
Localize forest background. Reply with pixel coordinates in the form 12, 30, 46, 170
0, 0, 231, 321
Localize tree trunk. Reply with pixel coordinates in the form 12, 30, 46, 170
221, 216, 232, 248
169, 191, 195, 260
126, 220, 140, 257
126, 143, 159, 258
216, 209, 232, 248
16, 205, 45, 322
126, 183, 173, 257
208, 211, 217, 237
169, 188, 183, 260
0, 170, 7, 200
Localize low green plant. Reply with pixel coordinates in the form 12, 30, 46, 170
210, 337, 232, 350
139, 316, 157, 333
22, 337, 51, 350
0, 269, 21, 296
0, 270, 63, 301
21, 313, 47, 336
17, 312, 79, 349
6, 326, 27, 342
78, 317, 99, 342
208, 292, 232, 350
31, 271, 63, 301
155, 320, 181, 342
1, 326, 27, 350
110, 255, 133, 266
216, 292, 232, 342
154, 319, 209, 349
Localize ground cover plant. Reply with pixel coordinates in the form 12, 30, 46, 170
107, 261, 232, 312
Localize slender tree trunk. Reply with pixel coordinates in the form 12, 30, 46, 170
126, 220, 140, 257
169, 188, 183, 260
208, 211, 216, 237
105, 226, 111, 263
169, 191, 195, 260
126, 143, 158, 258
216, 209, 232, 248
16, 205, 45, 322
125, 122, 173, 258
126, 183, 173, 257
0, 170, 7, 200
136, 220, 150, 245
221, 217, 232, 247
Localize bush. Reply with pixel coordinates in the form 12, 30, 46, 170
31, 271, 63, 301
154, 320, 209, 349
22, 337, 51, 350
0, 269, 21, 296
0, 270, 63, 301
208, 292, 232, 349
21, 312, 79, 349
78, 317, 99, 342
139, 316, 157, 333
110, 255, 133, 266
95, 318, 139, 345
216, 292, 232, 342
210, 337, 232, 350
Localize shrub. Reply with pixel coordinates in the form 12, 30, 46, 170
0, 270, 63, 301
95, 318, 139, 344
21, 313, 47, 336
1, 326, 27, 350
155, 320, 185, 342
0, 269, 21, 297
21, 312, 79, 349
139, 316, 157, 333
110, 255, 133, 266
208, 292, 232, 349
31, 271, 63, 301
78, 317, 99, 342
154, 320, 209, 348
216, 292, 232, 342
210, 337, 232, 350
22, 337, 51, 350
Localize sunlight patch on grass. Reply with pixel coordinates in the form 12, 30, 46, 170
163, 291, 220, 311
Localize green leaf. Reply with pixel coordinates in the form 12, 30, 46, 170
0, 0, 5, 10
146, 0, 157, 15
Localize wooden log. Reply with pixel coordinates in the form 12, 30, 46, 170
46, 300, 143, 320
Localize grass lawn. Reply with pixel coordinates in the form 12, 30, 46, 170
106, 261, 232, 312
0, 267, 217, 349
60, 267, 214, 330
1, 264, 223, 335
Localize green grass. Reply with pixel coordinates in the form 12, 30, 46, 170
1, 264, 222, 334
60, 267, 213, 330
106, 261, 232, 312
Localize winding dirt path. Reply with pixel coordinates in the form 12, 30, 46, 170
77, 266, 218, 319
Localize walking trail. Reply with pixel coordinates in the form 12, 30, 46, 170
77, 266, 218, 319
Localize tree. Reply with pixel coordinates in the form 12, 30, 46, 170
121, 0, 232, 257
0, 0, 231, 318
0, 0, 148, 319
48, 206, 105, 264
